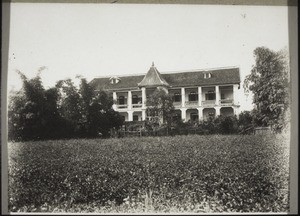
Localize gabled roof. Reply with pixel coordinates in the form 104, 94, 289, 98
90, 66, 240, 91
137, 63, 169, 87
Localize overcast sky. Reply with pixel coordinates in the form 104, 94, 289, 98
7, 3, 289, 111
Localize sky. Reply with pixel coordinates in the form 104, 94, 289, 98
7, 3, 289, 111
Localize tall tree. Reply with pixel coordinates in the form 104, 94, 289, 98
145, 88, 175, 132
56, 79, 81, 137
78, 78, 123, 137
42, 87, 65, 139
244, 47, 290, 132
9, 71, 123, 140
89, 90, 124, 137
8, 69, 61, 140
77, 78, 94, 136
8, 90, 27, 141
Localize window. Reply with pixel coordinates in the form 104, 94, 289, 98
133, 115, 139, 121
119, 96, 125, 105
132, 95, 139, 104
189, 92, 198, 101
109, 76, 121, 84
204, 73, 211, 79
221, 93, 225, 100
174, 93, 181, 102
190, 113, 198, 121
205, 91, 216, 100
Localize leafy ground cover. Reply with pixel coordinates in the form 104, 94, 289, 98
8, 134, 290, 213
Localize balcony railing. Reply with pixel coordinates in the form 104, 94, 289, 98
220, 99, 234, 106
116, 99, 235, 110
116, 104, 143, 109
173, 101, 181, 108
202, 100, 216, 107
132, 103, 143, 109
117, 104, 128, 109
186, 101, 198, 107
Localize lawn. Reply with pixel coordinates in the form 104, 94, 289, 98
8, 134, 290, 213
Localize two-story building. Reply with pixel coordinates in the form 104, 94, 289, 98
90, 63, 241, 122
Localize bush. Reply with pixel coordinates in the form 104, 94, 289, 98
214, 115, 239, 134
238, 111, 254, 134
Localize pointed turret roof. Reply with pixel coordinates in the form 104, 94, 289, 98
138, 62, 170, 87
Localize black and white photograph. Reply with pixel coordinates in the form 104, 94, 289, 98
2, 1, 297, 214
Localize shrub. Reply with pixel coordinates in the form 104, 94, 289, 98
214, 115, 239, 134
238, 111, 254, 134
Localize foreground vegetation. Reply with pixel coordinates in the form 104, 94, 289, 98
8, 134, 289, 213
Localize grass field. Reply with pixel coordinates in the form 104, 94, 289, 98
8, 134, 290, 213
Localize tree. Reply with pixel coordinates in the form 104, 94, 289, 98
41, 87, 65, 139
77, 78, 94, 136
9, 71, 124, 141
244, 47, 290, 132
56, 78, 124, 138
56, 79, 81, 137
8, 69, 62, 141
8, 90, 27, 141
78, 80, 124, 137
237, 111, 254, 134
145, 88, 175, 133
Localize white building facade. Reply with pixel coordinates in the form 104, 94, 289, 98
91, 63, 241, 122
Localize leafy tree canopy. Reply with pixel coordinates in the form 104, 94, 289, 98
9, 69, 62, 140
244, 46, 290, 132
8, 70, 124, 141
145, 88, 175, 131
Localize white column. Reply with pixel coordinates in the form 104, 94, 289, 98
215, 107, 221, 116
233, 84, 239, 105
142, 87, 146, 109
180, 108, 187, 122
181, 87, 185, 108
127, 111, 133, 121
197, 107, 203, 121
128, 91, 132, 110
142, 110, 146, 121
113, 92, 117, 101
234, 107, 240, 117
198, 87, 202, 107
215, 85, 220, 105
112, 92, 117, 110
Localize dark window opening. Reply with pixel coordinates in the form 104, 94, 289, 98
189, 92, 198, 101
132, 95, 140, 104
190, 113, 198, 121
205, 91, 216, 100
119, 96, 125, 105
221, 93, 225, 99
174, 93, 181, 102
133, 115, 139, 121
